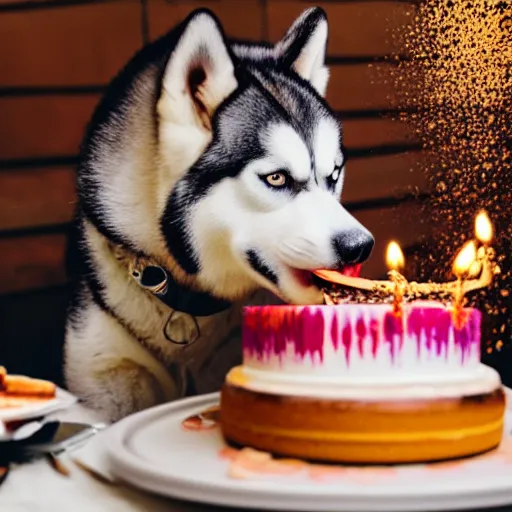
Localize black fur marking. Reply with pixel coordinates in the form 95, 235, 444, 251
75, 5, 337, 249
161, 188, 200, 275
67, 208, 229, 327
246, 250, 278, 285
65, 214, 112, 326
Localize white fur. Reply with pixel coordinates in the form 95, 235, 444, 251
65, 298, 179, 421
160, 14, 236, 119
264, 124, 312, 181
313, 118, 343, 180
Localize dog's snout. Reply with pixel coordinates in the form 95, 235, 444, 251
332, 230, 375, 265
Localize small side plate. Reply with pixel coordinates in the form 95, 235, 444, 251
0, 389, 76, 423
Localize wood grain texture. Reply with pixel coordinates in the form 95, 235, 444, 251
0, 233, 67, 293
0, 94, 99, 160
343, 117, 415, 149
147, 0, 265, 41
0, 0, 97, 4
0, 1, 142, 87
0, 167, 76, 231
327, 63, 399, 112
267, 1, 416, 56
344, 151, 429, 204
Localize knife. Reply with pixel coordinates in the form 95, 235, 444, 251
0, 421, 107, 465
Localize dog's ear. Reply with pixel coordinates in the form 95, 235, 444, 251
275, 7, 329, 97
158, 10, 237, 131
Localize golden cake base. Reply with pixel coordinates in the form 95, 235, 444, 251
220, 383, 505, 464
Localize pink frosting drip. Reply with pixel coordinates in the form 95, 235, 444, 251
369, 318, 379, 357
243, 304, 481, 365
407, 306, 481, 362
356, 317, 367, 358
383, 312, 404, 362
330, 315, 339, 351
243, 306, 325, 362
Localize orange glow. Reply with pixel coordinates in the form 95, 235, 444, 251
453, 240, 477, 277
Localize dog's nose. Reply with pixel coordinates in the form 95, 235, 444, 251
332, 230, 375, 265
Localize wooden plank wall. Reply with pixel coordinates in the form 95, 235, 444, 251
0, 0, 429, 381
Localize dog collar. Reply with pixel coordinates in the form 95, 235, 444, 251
111, 243, 231, 317
133, 264, 232, 317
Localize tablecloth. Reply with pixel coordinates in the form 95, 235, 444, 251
2, 390, 512, 512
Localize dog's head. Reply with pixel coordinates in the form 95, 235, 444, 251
158, 8, 374, 304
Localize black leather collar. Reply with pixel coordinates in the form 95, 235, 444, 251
136, 264, 232, 317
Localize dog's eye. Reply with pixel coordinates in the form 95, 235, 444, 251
265, 172, 288, 188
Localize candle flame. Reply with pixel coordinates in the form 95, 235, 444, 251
386, 241, 405, 271
475, 210, 493, 244
453, 240, 477, 277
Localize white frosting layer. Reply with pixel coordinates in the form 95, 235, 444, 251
226, 363, 502, 400
242, 301, 483, 383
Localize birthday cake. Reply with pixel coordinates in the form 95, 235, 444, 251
219, 301, 505, 464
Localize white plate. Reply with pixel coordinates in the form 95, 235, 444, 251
0, 388, 77, 423
106, 392, 512, 511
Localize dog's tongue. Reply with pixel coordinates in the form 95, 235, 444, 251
313, 264, 362, 284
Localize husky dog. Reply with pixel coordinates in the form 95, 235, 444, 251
64, 7, 375, 421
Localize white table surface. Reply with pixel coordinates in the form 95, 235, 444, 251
0, 400, 237, 512
1, 395, 512, 512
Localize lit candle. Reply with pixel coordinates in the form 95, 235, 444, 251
387, 241, 405, 272
475, 210, 494, 245
453, 240, 478, 278
464, 210, 492, 278
452, 240, 477, 326
386, 241, 406, 315
466, 210, 499, 293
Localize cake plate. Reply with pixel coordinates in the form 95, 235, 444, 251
106, 392, 512, 512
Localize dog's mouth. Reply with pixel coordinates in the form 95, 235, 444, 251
290, 264, 363, 289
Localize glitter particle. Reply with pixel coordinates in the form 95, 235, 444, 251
385, 0, 511, 351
